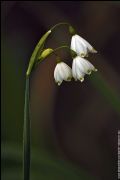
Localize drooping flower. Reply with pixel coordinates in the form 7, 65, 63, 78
71, 34, 97, 57
54, 62, 72, 86
72, 56, 97, 82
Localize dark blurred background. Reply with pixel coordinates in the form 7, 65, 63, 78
1, 1, 120, 180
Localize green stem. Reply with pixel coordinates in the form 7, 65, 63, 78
54, 45, 70, 52
50, 22, 70, 31
26, 30, 51, 77
53, 45, 77, 56
35, 45, 77, 67
23, 76, 30, 180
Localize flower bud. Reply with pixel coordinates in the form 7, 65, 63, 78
38, 48, 53, 61
69, 25, 76, 35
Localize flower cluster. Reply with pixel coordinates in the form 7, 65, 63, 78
54, 34, 97, 85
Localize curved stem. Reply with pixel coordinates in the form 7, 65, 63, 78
35, 45, 77, 68
53, 45, 71, 52
26, 30, 51, 77
50, 22, 70, 31
53, 45, 77, 58
23, 76, 30, 180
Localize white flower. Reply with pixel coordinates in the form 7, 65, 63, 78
54, 62, 72, 86
71, 34, 97, 57
72, 56, 97, 82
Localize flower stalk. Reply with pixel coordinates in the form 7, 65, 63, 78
36, 45, 77, 67
50, 22, 70, 31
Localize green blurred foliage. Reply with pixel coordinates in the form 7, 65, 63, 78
1, 36, 25, 142
90, 73, 120, 115
2, 143, 95, 180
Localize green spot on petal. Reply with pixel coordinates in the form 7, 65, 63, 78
67, 77, 72, 81
87, 70, 91, 75
80, 77, 84, 82
80, 53, 85, 57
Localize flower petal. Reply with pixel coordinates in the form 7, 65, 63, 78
61, 63, 72, 81
72, 58, 77, 80
54, 62, 72, 85
75, 40, 87, 57
70, 36, 76, 51
54, 64, 63, 84
72, 56, 97, 81
71, 34, 97, 56
77, 35, 97, 53
72, 57, 85, 81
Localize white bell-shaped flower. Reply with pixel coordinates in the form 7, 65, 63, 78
54, 62, 72, 86
72, 56, 97, 82
71, 34, 97, 57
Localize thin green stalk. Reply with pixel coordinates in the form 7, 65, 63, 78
23, 76, 30, 180
35, 45, 77, 67
50, 22, 70, 31
52, 45, 77, 60
54, 45, 70, 52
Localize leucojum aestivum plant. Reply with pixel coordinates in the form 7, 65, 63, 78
23, 22, 98, 180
